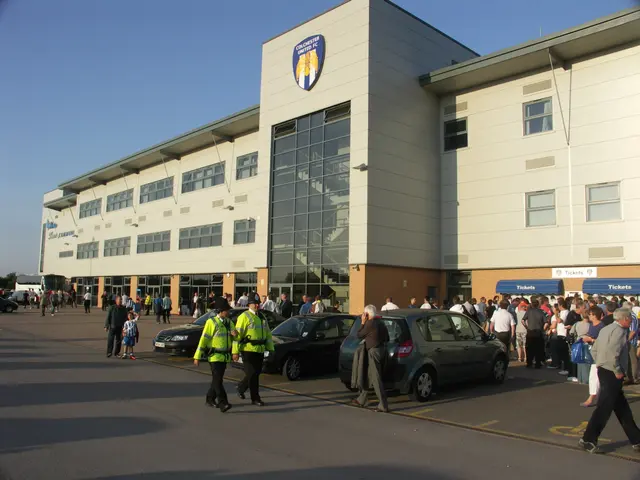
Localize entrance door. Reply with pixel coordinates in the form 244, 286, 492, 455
269, 285, 291, 300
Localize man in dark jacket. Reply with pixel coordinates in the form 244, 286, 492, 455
279, 293, 293, 318
522, 299, 550, 368
104, 295, 128, 358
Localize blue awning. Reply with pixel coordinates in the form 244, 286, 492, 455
582, 278, 640, 294
495, 279, 563, 295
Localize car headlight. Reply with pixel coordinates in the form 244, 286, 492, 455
171, 335, 189, 341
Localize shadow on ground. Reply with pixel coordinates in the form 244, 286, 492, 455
0, 416, 166, 453
0, 361, 132, 371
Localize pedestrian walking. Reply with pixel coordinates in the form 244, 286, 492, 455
192, 292, 201, 317
144, 294, 152, 315
571, 307, 593, 385
23, 291, 29, 309
101, 291, 108, 311
39, 290, 48, 317
50, 290, 58, 316
236, 292, 249, 308
312, 295, 325, 313
194, 297, 237, 413
70, 288, 77, 308
522, 299, 549, 369
515, 299, 529, 362
260, 294, 276, 312
162, 292, 172, 324
279, 293, 293, 318
622, 301, 638, 385
580, 306, 606, 406
299, 295, 313, 314
153, 293, 163, 324
549, 300, 570, 374
491, 300, 515, 352
233, 294, 274, 406
351, 304, 390, 412
104, 295, 128, 358
381, 296, 399, 312
57, 290, 64, 311
580, 308, 640, 453
83, 289, 92, 313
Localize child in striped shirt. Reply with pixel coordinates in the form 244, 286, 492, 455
122, 311, 139, 360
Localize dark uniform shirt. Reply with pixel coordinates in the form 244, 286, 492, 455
522, 307, 548, 332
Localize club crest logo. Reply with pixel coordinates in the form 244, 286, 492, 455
293, 34, 325, 91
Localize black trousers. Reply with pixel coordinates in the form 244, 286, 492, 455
107, 327, 123, 356
84, 300, 91, 313
162, 308, 171, 324
207, 361, 228, 406
238, 351, 263, 401
496, 332, 511, 353
526, 331, 545, 367
583, 367, 640, 445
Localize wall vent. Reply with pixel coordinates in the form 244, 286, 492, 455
232, 260, 246, 268
180, 207, 190, 214
443, 254, 469, 265
523, 79, 551, 95
588, 246, 624, 259
105, 223, 112, 229
124, 219, 132, 225
138, 215, 147, 222
525, 156, 555, 170
94, 225, 100, 231
163, 210, 173, 217
212, 200, 224, 208
443, 102, 468, 116
235, 194, 248, 204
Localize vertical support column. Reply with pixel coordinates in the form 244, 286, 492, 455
257, 268, 269, 298
349, 264, 365, 315
130, 276, 138, 300
97, 277, 105, 309
223, 273, 236, 301
170, 275, 179, 314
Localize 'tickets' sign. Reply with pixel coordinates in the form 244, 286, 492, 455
551, 267, 597, 279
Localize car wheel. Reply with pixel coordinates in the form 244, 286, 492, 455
410, 367, 436, 402
5, 305, 14, 313
490, 355, 508, 384
342, 381, 358, 393
284, 355, 302, 381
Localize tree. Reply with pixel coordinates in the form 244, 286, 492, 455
0, 272, 17, 289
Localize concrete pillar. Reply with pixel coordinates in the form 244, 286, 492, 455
257, 268, 269, 298
170, 275, 179, 314
223, 273, 236, 301
130, 276, 138, 300
97, 276, 105, 309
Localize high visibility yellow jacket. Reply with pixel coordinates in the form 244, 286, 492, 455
232, 310, 274, 354
194, 315, 235, 363
144, 295, 152, 306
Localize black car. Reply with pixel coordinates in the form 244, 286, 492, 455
153, 308, 285, 356
261, 313, 357, 380
0, 297, 19, 313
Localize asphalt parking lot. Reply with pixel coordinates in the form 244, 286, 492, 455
3, 308, 640, 462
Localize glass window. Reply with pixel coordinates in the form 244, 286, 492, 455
315, 318, 341, 339
236, 152, 258, 180
182, 164, 224, 193
526, 190, 555, 227
59, 250, 73, 258
424, 314, 456, 341
234, 219, 256, 245
444, 118, 468, 151
140, 177, 174, 204
77, 241, 99, 259
79, 199, 102, 219
106, 189, 133, 212
104, 236, 131, 257
450, 315, 475, 340
137, 230, 171, 254
586, 182, 621, 222
178, 223, 223, 250
524, 98, 553, 135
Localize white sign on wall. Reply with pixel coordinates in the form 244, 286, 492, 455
551, 267, 598, 279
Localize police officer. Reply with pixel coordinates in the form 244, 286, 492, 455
233, 293, 274, 406
194, 297, 236, 412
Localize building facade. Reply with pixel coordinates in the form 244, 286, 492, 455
40, 0, 640, 312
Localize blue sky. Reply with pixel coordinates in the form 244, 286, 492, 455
0, 0, 635, 274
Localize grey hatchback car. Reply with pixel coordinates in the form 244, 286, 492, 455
338, 309, 508, 402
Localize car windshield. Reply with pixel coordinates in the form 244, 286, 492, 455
192, 309, 251, 326
272, 316, 316, 338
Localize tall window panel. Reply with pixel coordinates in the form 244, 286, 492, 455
182, 164, 225, 193
140, 178, 174, 204
179, 223, 223, 249
106, 189, 133, 212
236, 152, 258, 180
525, 190, 556, 227
79, 199, 102, 219
104, 236, 131, 257
137, 231, 171, 253
523, 98, 552, 135
586, 182, 621, 222
234, 219, 256, 245
269, 102, 351, 312
77, 241, 99, 259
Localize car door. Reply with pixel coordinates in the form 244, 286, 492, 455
311, 317, 343, 371
448, 313, 489, 378
415, 313, 465, 383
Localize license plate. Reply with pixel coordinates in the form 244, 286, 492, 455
154, 342, 165, 348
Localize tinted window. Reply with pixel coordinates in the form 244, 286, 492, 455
425, 314, 456, 341
272, 316, 316, 338
449, 314, 476, 340
316, 318, 341, 339
348, 317, 404, 343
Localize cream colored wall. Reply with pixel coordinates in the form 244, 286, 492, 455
258, 0, 371, 265
366, 0, 477, 269
441, 43, 640, 270
41, 131, 268, 278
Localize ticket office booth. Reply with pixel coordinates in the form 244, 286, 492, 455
495, 279, 564, 298
582, 278, 640, 298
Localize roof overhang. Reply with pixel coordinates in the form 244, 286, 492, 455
58, 105, 260, 193
420, 8, 640, 95
44, 193, 78, 211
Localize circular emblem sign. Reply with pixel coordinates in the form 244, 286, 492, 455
293, 34, 325, 91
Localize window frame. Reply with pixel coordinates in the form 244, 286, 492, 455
139, 177, 174, 204
136, 230, 171, 254
76, 241, 99, 260
178, 223, 223, 250
419, 313, 457, 342
523, 97, 553, 136
443, 118, 468, 152
448, 314, 478, 341
233, 219, 256, 245
181, 164, 225, 194
106, 189, 134, 212
586, 181, 621, 223
236, 152, 258, 180
103, 236, 131, 257
59, 250, 74, 258
525, 189, 556, 228
78, 199, 102, 219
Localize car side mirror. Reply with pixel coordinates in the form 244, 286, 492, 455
315, 332, 325, 341
486, 333, 496, 341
